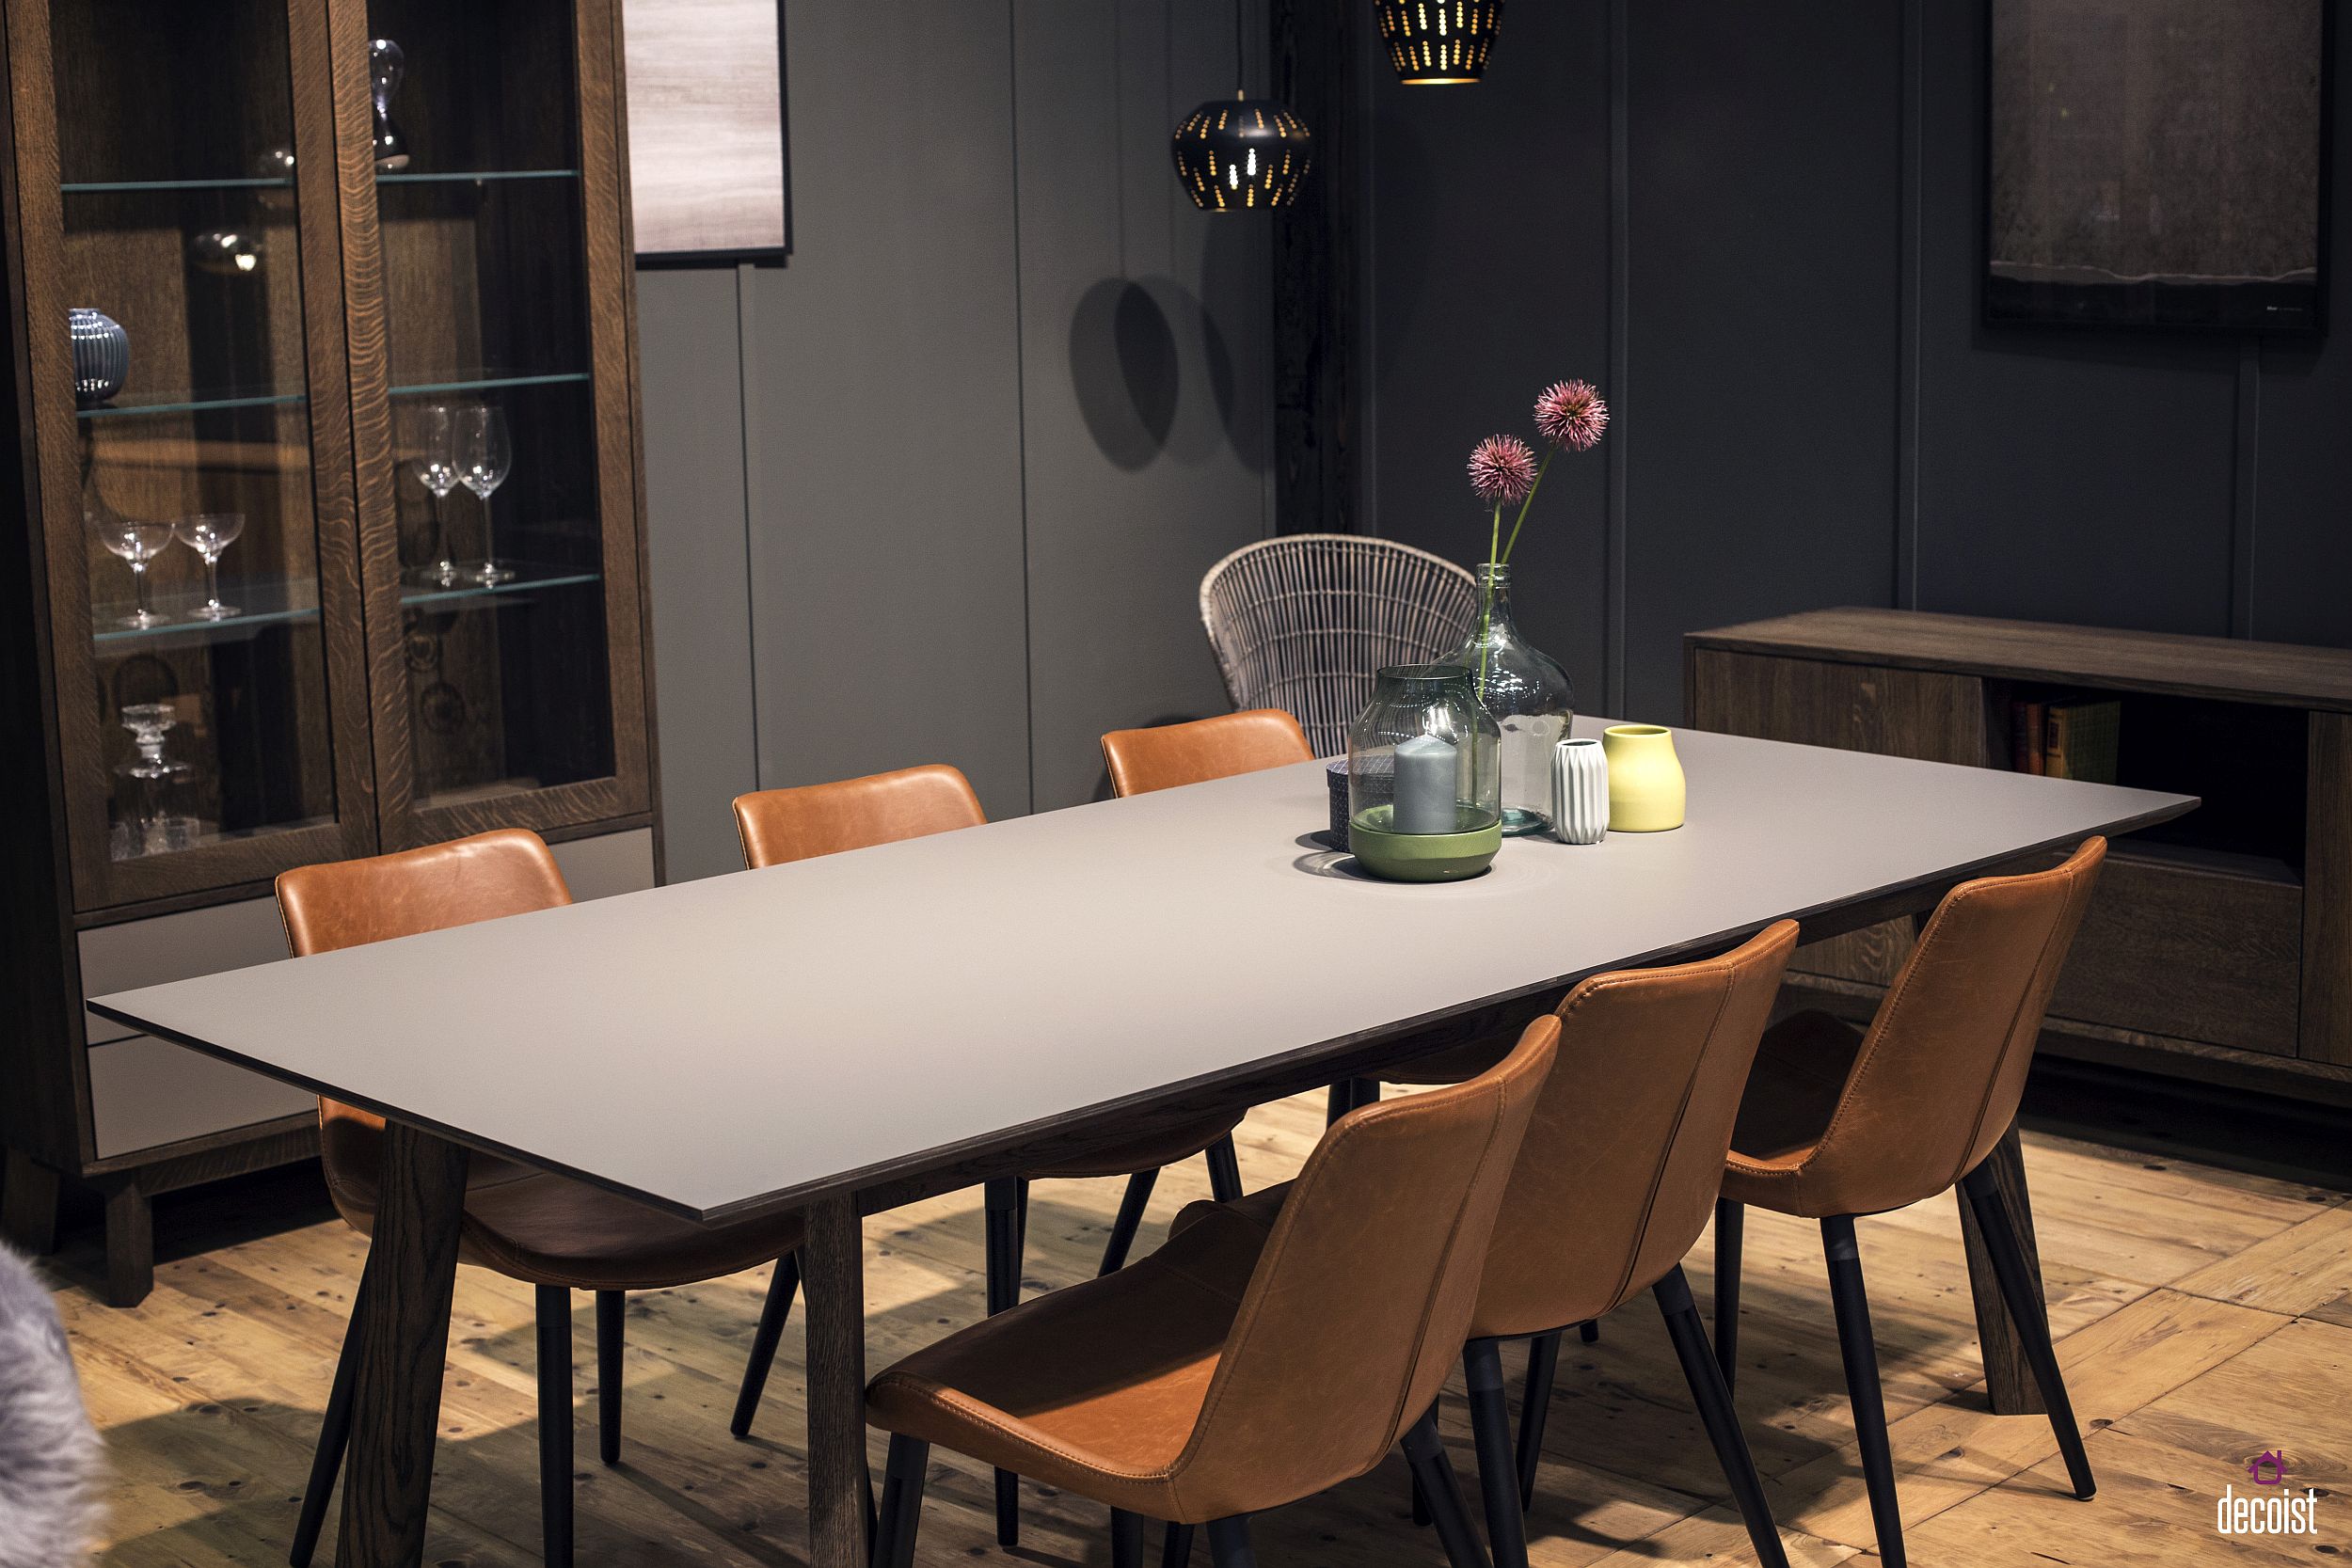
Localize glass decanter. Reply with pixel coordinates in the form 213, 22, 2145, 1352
1444, 562, 1575, 835
115, 702, 197, 858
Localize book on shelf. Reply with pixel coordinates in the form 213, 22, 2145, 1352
2010, 695, 2121, 784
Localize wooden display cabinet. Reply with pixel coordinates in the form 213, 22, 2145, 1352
0, 0, 657, 1303
1687, 610, 2352, 1108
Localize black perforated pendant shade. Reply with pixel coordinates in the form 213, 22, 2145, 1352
1377, 0, 1504, 84
1172, 93, 1313, 212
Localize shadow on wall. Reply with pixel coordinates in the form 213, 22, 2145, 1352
1067, 210, 1265, 475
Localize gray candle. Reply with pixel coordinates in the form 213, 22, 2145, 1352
1391, 733, 1458, 834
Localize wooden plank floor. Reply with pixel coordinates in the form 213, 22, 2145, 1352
48, 1089, 2352, 1566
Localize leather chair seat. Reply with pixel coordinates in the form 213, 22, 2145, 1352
326, 1124, 803, 1291
1722, 1009, 1871, 1217
1022, 1110, 1248, 1180
866, 1204, 1273, 1522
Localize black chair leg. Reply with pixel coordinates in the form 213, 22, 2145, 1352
984, 1177, 1025, 1546
1515, 1330, 1561, 1512
1112, 1508, 1146, 1568
1205, 1515, 1257, 1568
1821, 1216, 1905, 1568
871, 1433, 930, 1568
730, 1250, 802, 1438
289, 1261, 371, 1567
1205, 1135, 1244, 1203
1401, 1408, 1493, 1568
1163, 1520, 1195, 1568
1714, 1197, 1744, 1393
595, 1291, 624, 1466
1654, 1267, 1789, 1568
1100, 1167, 1160, 1275
534, 1285, 575, 1568
1960, 1164, 2096, 1499
1578, 1319, 1599, 1343
1464, 1339, 1527, 1568
1325, 1078, 1378, 1125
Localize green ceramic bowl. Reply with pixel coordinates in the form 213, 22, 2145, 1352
1348, 806, 1503, 882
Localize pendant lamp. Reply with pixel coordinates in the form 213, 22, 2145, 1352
1377, 0, 1504, 85
1171, 2, 1313, 211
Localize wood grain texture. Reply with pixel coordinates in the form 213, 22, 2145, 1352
2050, 852, 2302, 1056
1269, 0, 1359, 535
337, 1120, 468, 1568
50, 1098, 2352, 1568
1689, 607, 2352, 712
1955, 1123, 2046, 1417
618, 0, 784, 257
803, 1196, 870, 1568
2305, 712, 2352, 1065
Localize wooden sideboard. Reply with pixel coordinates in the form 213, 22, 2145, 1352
1686, 609, 2352, 1107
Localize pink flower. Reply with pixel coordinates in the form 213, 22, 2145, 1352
1468, 435, 1539, 503
1534, 380, 1608, 451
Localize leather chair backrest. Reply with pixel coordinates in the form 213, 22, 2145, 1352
1100, 709, 1313, 798
274, 830, 573, 1223
1470, 923, 1797, 1338
734, 764, 987, 867
1169, 1015, 1557, 1518
1795, 837, 2106, 1216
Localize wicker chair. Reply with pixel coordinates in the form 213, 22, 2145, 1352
1200, 533, 1478, 758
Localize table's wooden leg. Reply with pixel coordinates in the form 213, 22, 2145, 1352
338, 1121, 468, 1567
803, 1196, 871, 1568
1957, 1121, 2047, 1416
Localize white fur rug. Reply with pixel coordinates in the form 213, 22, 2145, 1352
0, 1244, 102, 1567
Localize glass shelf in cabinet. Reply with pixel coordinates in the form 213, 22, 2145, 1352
91, 578, 322, 647
78, 388, 307, 421
386, 372, 590, 398
61, 176, 296, 194
398, 562, 600, 610
375, 168, 581, 185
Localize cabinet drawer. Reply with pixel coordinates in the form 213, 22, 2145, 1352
87, 1036, 317, 1160
2048, 854, 2301, 1056
79, 896, 290, 1046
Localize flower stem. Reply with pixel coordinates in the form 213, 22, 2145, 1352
1477, 502, 1500, 701
1499, 449, 1554, 565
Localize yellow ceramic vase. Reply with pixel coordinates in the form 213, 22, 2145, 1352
1602, 723, 1685, 832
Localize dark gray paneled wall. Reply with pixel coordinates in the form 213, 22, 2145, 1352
640, 0, 1273, 879
1369, 0, 2352, 727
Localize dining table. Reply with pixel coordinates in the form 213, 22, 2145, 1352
89, 717, 2194, 1568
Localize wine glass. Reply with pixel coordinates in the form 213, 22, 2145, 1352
456, 404, 515, 585
404, 402, 462, 586
172, 513, 245, 621
87, 500, 175, 629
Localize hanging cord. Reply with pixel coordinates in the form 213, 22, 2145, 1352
1233, 0, 1247, 95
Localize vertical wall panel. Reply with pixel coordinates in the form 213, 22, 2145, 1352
1014, 0, 1275, 812
1912, 0, 2239, 638
1621, 0, 1903, 723
742, 0, 1033, 817
639, 268, 759, 881
1366, 1, 1613, 712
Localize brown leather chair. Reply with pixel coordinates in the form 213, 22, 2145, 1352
865, 1014, 1562, 1568
1201, 923, 1803, 1568
1715, 840, 2107, 1568
1098, 706, 1312, 796
725, 764, 1248, 1546
276, 830, 803, 1568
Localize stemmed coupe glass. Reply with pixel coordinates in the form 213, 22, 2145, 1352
457, 404, 514, 585
404, 401, 462, 587
88, 501, 175, 629
172, 513, 245, 621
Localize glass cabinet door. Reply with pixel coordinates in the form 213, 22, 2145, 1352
353, 0, 649, 847
23, 0, 376, 911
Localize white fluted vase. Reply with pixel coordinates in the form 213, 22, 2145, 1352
1549, 736, 1609, 844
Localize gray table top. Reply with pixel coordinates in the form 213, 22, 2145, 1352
91, 720, 2191, 1222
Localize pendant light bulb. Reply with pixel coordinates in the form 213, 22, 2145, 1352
1171, 1, 1314, 212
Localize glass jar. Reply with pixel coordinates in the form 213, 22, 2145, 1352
1345, 664, 1502, 881
1445, 562, 1575, 835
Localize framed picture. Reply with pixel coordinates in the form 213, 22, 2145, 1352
1986, 0, 2330, 332
624, 0, 791, 265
